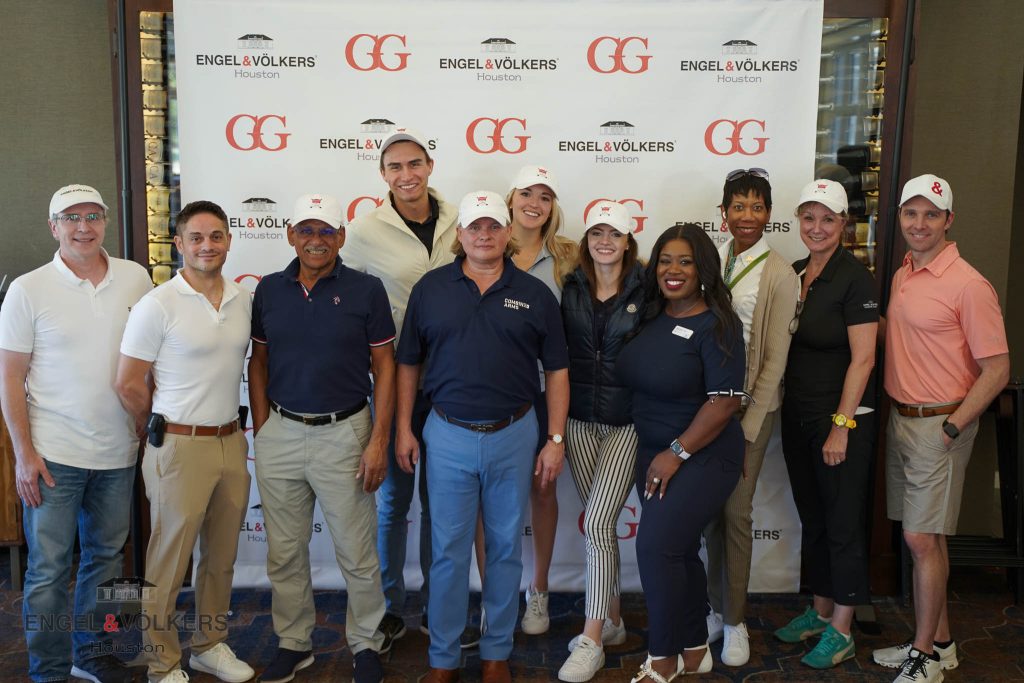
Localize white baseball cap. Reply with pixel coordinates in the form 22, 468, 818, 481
585, 201, 632, 233
49, 184, 108, 216
797, 179, 848, 213
291, 194, 343, 230
900, 174, 953, 211
380, 126, 430, 156
509, 165, 560, 198
459, 191, 510, 228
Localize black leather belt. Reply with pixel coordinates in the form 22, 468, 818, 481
272, 399, 367, 426
433, 404, 531, 433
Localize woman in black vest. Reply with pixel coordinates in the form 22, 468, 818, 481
557, 202, 644, 682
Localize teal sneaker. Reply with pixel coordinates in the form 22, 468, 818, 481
801, 625, 856, 669
773, 606, 829, 643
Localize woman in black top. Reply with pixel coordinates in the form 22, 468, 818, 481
774, 180, 878, 669
557, 202, 644, 682
617, 224, 746, 681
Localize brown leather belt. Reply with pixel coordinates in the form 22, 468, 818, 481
893, 401, 962, 418
164, 420, 240, 437
433, 404, 531, 433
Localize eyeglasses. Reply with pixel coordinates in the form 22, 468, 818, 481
725, 168, 770, 182
293, 225, 339, 238
55, 212, 106, 225
788, 299, 805, 334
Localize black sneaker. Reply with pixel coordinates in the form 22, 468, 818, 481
353, 649, 383, 683
379, 612, 407, 641
459, 624, 481, 650
70, 655, 132, 683
258, 647, 314, 683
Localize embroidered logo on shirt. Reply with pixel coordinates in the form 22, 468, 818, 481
504, 297, 531, 310
627, 303, 638, 313
333, 295, 341, 305
863, 300, 878, 309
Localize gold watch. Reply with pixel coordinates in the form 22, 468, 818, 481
831, 413, 857, 429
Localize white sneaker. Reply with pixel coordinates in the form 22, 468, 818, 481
521, 586, 550, 635
189, 643, 255, 683
706, 611, 724, 643
151, 670, 190, 683
558, 635, 605, 682
721, 622, 750, 667
568, 618, 627, 651
892, 648, 944, 682
873, 641, 958, 670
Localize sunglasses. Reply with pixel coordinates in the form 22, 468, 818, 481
293, 225, 339, 238
788, 299, 805, 334
725, 168, 770, 182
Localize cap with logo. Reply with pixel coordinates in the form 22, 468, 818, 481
585, 201, 632, 233
380, 126, 430, 157
292, 194, 343, 230
49, 184, 108, 216
797, 178, 848, 214
509, 165, 560, 198
459, 191, 510, 228
899, 173, 953, 211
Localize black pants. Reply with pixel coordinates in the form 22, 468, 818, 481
635, 444, 740, 654
780, 405, 873, 606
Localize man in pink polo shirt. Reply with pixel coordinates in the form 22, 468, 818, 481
873, 174, 1009, 683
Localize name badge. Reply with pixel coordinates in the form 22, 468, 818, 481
672, 325, 693, 339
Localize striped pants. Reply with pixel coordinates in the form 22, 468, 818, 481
565, 417, 639, 620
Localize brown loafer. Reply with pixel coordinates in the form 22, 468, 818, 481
481, 659, 511, 683
419, 667, 460, 683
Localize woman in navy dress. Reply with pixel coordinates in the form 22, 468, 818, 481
618, 224, 746, 681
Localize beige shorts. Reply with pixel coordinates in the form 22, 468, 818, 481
885, 411, 978, 535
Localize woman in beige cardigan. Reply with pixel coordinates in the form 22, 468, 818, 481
703, 168, 799, 666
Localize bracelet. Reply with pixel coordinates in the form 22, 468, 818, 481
707, 389, 755, 404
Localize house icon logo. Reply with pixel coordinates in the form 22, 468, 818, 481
96, 577, 157, 604
360, 118, 395, 134
722, 39, 757, 55
242, 197, 277, 213
600, 121, 635, 136
481, 38, 516, 54
238, 34, 273, 50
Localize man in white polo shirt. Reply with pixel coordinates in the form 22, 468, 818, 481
115, 200, 252, 683
0, 184, 151, 683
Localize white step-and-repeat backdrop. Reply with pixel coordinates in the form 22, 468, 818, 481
173, 0, 822, 592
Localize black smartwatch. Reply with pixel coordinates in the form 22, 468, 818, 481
942, 419, 960, 440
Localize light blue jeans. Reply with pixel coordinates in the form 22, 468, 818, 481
22, 460, 134, 682
424, 408, 536, 668
376, 390, 432, 614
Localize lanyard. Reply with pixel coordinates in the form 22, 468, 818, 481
727, 251, 769, 290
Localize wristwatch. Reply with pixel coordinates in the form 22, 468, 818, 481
547, 433, 564, 445
669, 439, 692, 461
942, 419, 960, 440
831, 413, 857, 429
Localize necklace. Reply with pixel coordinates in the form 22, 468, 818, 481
666, 297, 701, 318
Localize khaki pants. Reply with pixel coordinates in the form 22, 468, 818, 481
254, 407, 385, 653
704, 409, 775, 625
141, 430, 250, 676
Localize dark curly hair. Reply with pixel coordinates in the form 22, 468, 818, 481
639, 224, 741, 358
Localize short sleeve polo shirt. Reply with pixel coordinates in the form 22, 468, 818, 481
121, 273, 251, 425
0, 251, 152, 469
884, 243, 1008, 404
785, 246, 879, 417
251, 257, 395, 414
396, 257, 569, 421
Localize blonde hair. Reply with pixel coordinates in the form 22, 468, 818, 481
505, 189, 578, 287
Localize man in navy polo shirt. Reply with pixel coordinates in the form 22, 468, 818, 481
248, 194, 396, 683
395, 191, 569, 683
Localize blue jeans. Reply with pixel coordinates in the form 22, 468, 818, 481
22, 460, 134, 682
376, 390, 432, 613
424, 408, 536, 668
